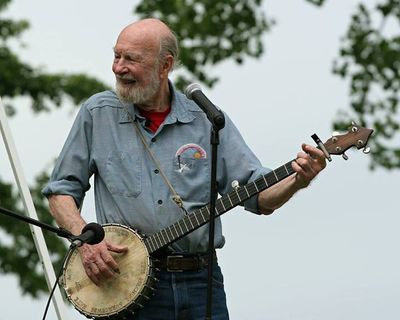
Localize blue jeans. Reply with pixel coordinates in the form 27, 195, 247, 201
132, 264, 229, 320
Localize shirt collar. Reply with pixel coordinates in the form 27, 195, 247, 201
165, 81, 196, 124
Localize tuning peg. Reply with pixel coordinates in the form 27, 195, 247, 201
231, 180, 240, 190
331, 133, 340, 143
363, 146, 371, 154
342, 153, 349, 160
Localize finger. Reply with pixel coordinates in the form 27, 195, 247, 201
302, 144, 326, 161
294, 149, 318, 174
291, 160, 310, 186
292, 159, 313, 180
301, 145, 327, 173
295, 153, 314, 173
291, 160, 302, 174
101, 250, 121, 274
84, 263, 101, 286
94, 256, 116, 279
296, 150, 308, 160
106, 241, 129, 253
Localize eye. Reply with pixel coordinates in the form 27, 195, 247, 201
126, 54, 141, 63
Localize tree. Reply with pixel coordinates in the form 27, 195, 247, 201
331, 0, 400, 169
134, 0, 274, 88
0, 0, 108, 296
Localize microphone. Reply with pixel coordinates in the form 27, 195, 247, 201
184, 83, 225, 129
71, 222, 105, 247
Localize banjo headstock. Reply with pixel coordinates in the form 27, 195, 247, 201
312, 122, 374, 161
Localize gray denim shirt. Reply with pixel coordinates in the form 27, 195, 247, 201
42, 85, 270, 253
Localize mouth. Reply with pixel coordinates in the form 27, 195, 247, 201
116, 77, 137, 85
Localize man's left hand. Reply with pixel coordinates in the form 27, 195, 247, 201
291, 143, 327, 189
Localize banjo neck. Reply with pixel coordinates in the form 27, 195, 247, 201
144, 123, 374, 254
144, 160, 295, 253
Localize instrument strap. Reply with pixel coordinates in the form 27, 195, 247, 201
123, 105, 189, 214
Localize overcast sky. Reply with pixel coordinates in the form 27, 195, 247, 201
0, 0, 399, 319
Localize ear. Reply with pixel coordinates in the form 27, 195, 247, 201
159, 55, 174, 79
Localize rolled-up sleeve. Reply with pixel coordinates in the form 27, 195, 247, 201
217, 113, 271, 215
42, 103, 95, 208
242, 167, 271, 214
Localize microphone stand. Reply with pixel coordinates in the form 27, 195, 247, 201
182, 84, 225, 319
0, 206, 74, 242
205, 116, 225, 320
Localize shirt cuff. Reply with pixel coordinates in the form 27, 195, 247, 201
243, 167, 272, 215
41, 180, 85, 208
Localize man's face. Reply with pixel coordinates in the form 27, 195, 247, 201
112, 39, 161, 105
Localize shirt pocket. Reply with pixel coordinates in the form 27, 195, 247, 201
171, 156, 210, 203
105, 150, 142, 197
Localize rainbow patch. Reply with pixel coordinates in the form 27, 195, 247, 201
175, 143, 207, 159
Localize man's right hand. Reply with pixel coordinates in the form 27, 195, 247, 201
79, 240, 128, 286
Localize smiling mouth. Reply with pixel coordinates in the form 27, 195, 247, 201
117, 77, 137, 85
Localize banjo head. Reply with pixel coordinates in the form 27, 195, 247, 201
61, 224, 153, 318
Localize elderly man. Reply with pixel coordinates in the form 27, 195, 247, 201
43, 18, 326, 319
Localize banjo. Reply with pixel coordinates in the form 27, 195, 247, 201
61, 124, 373, 319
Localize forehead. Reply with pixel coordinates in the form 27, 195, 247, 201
114, 28, 159, 56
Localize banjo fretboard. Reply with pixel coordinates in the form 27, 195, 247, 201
145, 160, 295, 253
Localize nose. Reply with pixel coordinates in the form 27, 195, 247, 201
112, 57, 128, 75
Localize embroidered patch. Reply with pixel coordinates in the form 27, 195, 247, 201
175, 143, 207, 159
175, 143, 207, 173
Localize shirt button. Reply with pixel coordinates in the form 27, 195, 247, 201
157, 200, 163, 205
154, 169, 159, 174
151, 137, 156, 142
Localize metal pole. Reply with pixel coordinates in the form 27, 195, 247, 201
0, 98, 69, 320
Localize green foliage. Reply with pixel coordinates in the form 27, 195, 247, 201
332, 0, 400, 169
0, 49, 109, 114
0, 0, 29, 40
0, 0, 107, 297
0, 0, 109, 115
0, 172, 67, 297
134, 0, 274, 89
0, 46, 109, 114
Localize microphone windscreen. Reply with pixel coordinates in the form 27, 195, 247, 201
184, 83, 202, 100
81, 222, 105, 245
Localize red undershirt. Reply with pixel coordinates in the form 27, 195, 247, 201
139, 106, 171, 133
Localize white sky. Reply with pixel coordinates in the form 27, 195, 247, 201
0, 0, 399, 319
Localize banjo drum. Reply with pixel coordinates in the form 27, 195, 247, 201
61, 224, 155, 319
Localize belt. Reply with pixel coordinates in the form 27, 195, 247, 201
152, 250, 217, 272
